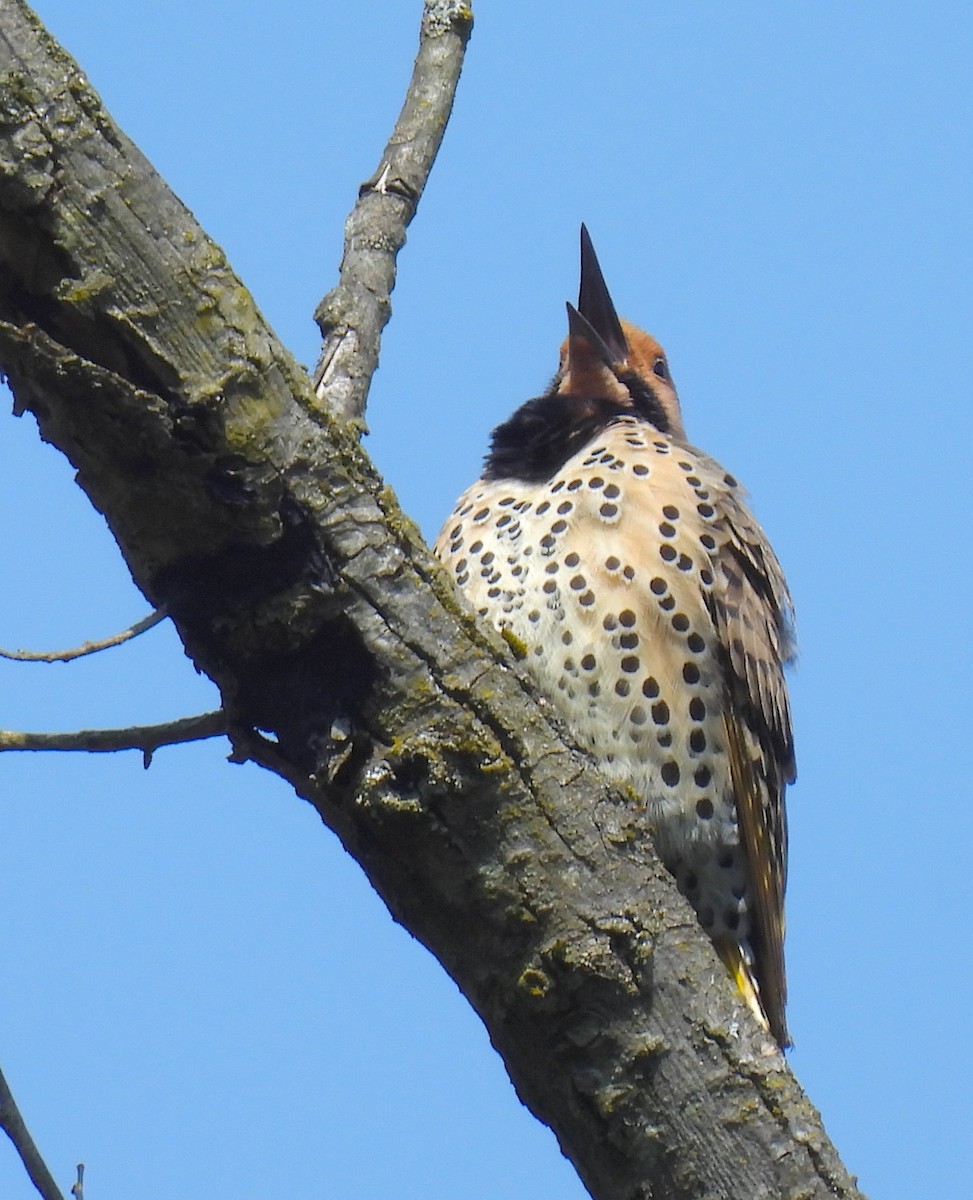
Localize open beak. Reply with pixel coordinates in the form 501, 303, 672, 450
576, 224, 629, 364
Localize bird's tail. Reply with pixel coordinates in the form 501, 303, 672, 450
717, 940, 790, 1048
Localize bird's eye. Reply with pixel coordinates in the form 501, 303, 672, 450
653, 357, 669, 381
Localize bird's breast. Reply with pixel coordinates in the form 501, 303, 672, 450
435, 417, 757, 936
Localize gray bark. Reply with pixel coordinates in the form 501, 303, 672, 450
0, 3, 864, 1198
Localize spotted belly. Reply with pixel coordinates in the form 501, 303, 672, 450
435, 418, 756, 943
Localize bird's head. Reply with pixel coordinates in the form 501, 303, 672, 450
556, 225, 685, 441
482, 227, 686, 482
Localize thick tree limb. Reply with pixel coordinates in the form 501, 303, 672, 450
312, 0, 473, 425
0, 4, 865, 1199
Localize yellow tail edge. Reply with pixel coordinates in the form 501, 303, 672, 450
716, 941, 788, 1047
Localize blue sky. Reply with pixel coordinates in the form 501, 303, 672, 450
1, 2, 971, 1197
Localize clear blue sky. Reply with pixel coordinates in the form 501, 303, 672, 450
1, 2, 970, 1197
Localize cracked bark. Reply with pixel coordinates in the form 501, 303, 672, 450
0, 3, 864, 1199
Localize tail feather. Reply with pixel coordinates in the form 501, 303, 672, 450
717, 940, 791, 1048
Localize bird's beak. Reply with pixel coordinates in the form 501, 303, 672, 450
577, 224, 629, 364
565, 302, 615, 365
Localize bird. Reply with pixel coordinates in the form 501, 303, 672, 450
433, 226, 796, 1047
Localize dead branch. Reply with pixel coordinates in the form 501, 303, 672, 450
0, 1064, 66, 1200
312, 0, 473, 425
0, 609, 166, 662
0, 710, 227, 767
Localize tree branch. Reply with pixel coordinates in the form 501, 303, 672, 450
0, 3, 864, 1198
0, 710, 227, 766
0, 609, 166, 662
312, 0, 473, 425
0, 1064, 66, 1200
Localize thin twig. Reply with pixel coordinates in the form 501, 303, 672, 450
312, 0, 473, 424
0, 1064, 66, 1200
0, 710, 227, 767
0, 609, 167, 663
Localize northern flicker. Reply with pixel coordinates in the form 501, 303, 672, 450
434, 227, 796, 1046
